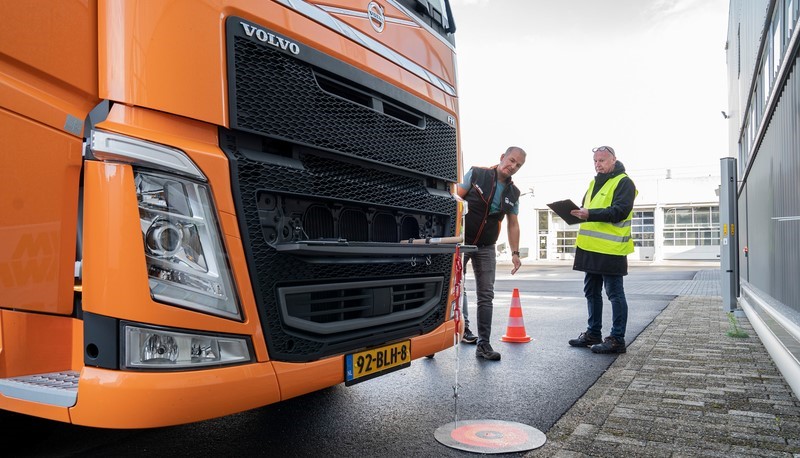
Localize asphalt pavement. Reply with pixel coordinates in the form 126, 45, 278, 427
6, 262, 800, 457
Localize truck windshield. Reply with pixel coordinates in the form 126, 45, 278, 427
396, 0, 456, 42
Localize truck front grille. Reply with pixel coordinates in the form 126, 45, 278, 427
224, 18, 459, 362
227, 19, 457, 182
221, 129, 456, 362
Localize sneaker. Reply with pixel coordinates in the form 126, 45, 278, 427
462, 328, 478, 344
568, 332, 602, 347
591, 336, 627, 354
476, 342, 501, 361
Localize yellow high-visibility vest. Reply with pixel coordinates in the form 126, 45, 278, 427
575, 174, 637, 256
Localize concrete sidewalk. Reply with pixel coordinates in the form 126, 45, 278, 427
526, 273, 800, 457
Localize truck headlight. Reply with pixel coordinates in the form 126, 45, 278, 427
136, 171, 241, 320
124, 324, 251, 369
90, 130, 241, 320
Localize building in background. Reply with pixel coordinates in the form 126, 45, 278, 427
494, 172, 721, 263
534, 174, 720, 262
726, 0, 800, 397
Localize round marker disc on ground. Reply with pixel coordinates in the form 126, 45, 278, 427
434, 419, 546, 454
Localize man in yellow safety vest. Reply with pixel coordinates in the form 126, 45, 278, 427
568, 145, 637, 354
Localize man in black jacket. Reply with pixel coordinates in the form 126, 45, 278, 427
568, 145, 637, 354
457, 146, 526, 361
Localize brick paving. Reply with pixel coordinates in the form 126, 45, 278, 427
526, 270, 800, 457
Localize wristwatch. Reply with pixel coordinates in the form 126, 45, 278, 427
512, 251, 520, 257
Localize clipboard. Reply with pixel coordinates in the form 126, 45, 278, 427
547, 199, 583, 225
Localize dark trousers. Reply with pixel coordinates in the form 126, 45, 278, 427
462, 244, 496, 344
583, 272, 628, 340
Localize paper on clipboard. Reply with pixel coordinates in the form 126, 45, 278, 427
547, 199, 583, 225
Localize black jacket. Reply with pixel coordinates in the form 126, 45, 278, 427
572, 160, 636, 276
463, 166, 520, 246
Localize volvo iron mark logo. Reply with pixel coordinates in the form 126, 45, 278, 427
239, 21, 300, 55
368, 2, 385, 33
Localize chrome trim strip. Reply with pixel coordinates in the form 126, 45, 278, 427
274, 0, 457, 97
318, 5, 418, 27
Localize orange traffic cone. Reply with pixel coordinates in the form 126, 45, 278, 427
501, 288, 531, 343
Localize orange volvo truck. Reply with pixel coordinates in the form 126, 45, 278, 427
0, 0, 467, 427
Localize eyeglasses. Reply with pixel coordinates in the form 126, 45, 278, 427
592, 146, 615, 156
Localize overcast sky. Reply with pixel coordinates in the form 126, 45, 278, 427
448, 0, 730, 197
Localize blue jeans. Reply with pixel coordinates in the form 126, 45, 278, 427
583, 273, 628, 341
462, 244, 496, 344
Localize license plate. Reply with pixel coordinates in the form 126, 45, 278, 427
345, 340, 411, 386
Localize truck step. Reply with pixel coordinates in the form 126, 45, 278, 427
0, 371, 79, 407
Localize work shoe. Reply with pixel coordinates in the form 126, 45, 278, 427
462, 328, 478, 344
568, 332, 602, 347
476, 342, 501, 361
591, 336, 627, 354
